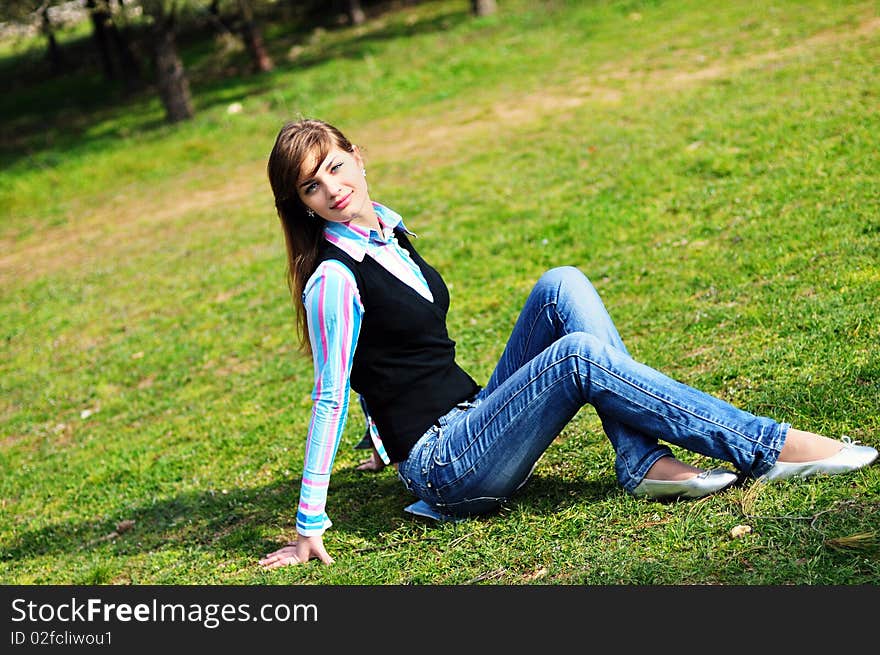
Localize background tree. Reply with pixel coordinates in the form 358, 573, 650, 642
37, 0, 64, 74
346, 0, 365, 25
141, 0, 194, 122
471, 0, 496, 17
236, 0, 273, 72
0, 0, 66, 74
85, 0, 142, 92
110, 0, 144, 93
203, 1, 273, 74
85, 0, 116, 80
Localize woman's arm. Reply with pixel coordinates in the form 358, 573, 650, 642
261, 260, 363, 568
355, 394, 390, 472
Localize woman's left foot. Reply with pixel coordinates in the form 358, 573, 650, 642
631, 456, 737, 500
633, 469, 738, 500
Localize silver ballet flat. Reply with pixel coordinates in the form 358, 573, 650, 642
632, 469, 738, 500
761, 436, 878, 482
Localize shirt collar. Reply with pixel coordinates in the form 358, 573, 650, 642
323, 202, 414, 262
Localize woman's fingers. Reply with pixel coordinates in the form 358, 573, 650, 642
259, 539, 334, 568
356, 452, 385, 472
259, 544, 301, 569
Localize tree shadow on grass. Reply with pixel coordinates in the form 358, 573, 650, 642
0, 465, 620, 569
0, 472, 396, 564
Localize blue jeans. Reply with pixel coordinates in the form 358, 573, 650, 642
397, 267, 788, 517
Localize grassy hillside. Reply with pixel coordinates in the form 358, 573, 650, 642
1, 0, 878, 584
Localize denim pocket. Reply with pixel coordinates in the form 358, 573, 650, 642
398, 425, 443, 503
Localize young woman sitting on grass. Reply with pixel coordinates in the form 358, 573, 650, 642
259, 118, 877, 569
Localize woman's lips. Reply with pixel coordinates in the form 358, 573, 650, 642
332, 191, 353, 210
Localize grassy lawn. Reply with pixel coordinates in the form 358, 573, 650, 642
1, 0, 878, 584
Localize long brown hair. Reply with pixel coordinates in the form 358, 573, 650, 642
267, 118, 356, 354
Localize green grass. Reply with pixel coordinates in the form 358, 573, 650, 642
1, 0, 878, 584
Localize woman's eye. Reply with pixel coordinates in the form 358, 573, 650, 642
331, 162, 343, 172
305, 182, 318, 194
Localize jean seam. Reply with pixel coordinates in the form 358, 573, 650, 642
590, 377, 755, 463
585, 358, 766, 449
520, 299, 559, 367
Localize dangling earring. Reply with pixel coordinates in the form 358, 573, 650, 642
307, 208, 315, 218
362, 169, 367, 177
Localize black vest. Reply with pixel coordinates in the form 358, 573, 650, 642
316, 229, 480, 462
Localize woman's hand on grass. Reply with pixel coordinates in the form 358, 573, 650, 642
356, 446, 386, 472
259, 534, 334, 569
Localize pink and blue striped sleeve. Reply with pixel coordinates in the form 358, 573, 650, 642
297, 260, 363, 536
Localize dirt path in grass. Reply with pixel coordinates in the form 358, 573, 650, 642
367, 14, 880, 161
2, 14, 877, 285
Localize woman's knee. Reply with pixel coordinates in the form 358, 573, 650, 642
539, 266, 585, 287
557, 331, 602, 357
536, 265, 596, 296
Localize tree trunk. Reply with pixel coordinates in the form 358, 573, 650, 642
106, 4, 143, 94
86, 0, 116, 80
471, 0, 497, 17
153, 18, 194, 123
39, 4, 64, 75
208, 0, 234, 32
347, 0, 366, 25
237, 0, 273, 73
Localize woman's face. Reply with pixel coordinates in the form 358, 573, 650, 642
296, 145, 375, 228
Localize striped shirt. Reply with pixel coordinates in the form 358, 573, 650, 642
296, 203, 433, 536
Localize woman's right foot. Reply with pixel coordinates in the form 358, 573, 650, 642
763, 431, 877, 481
776, 429, 846, 462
